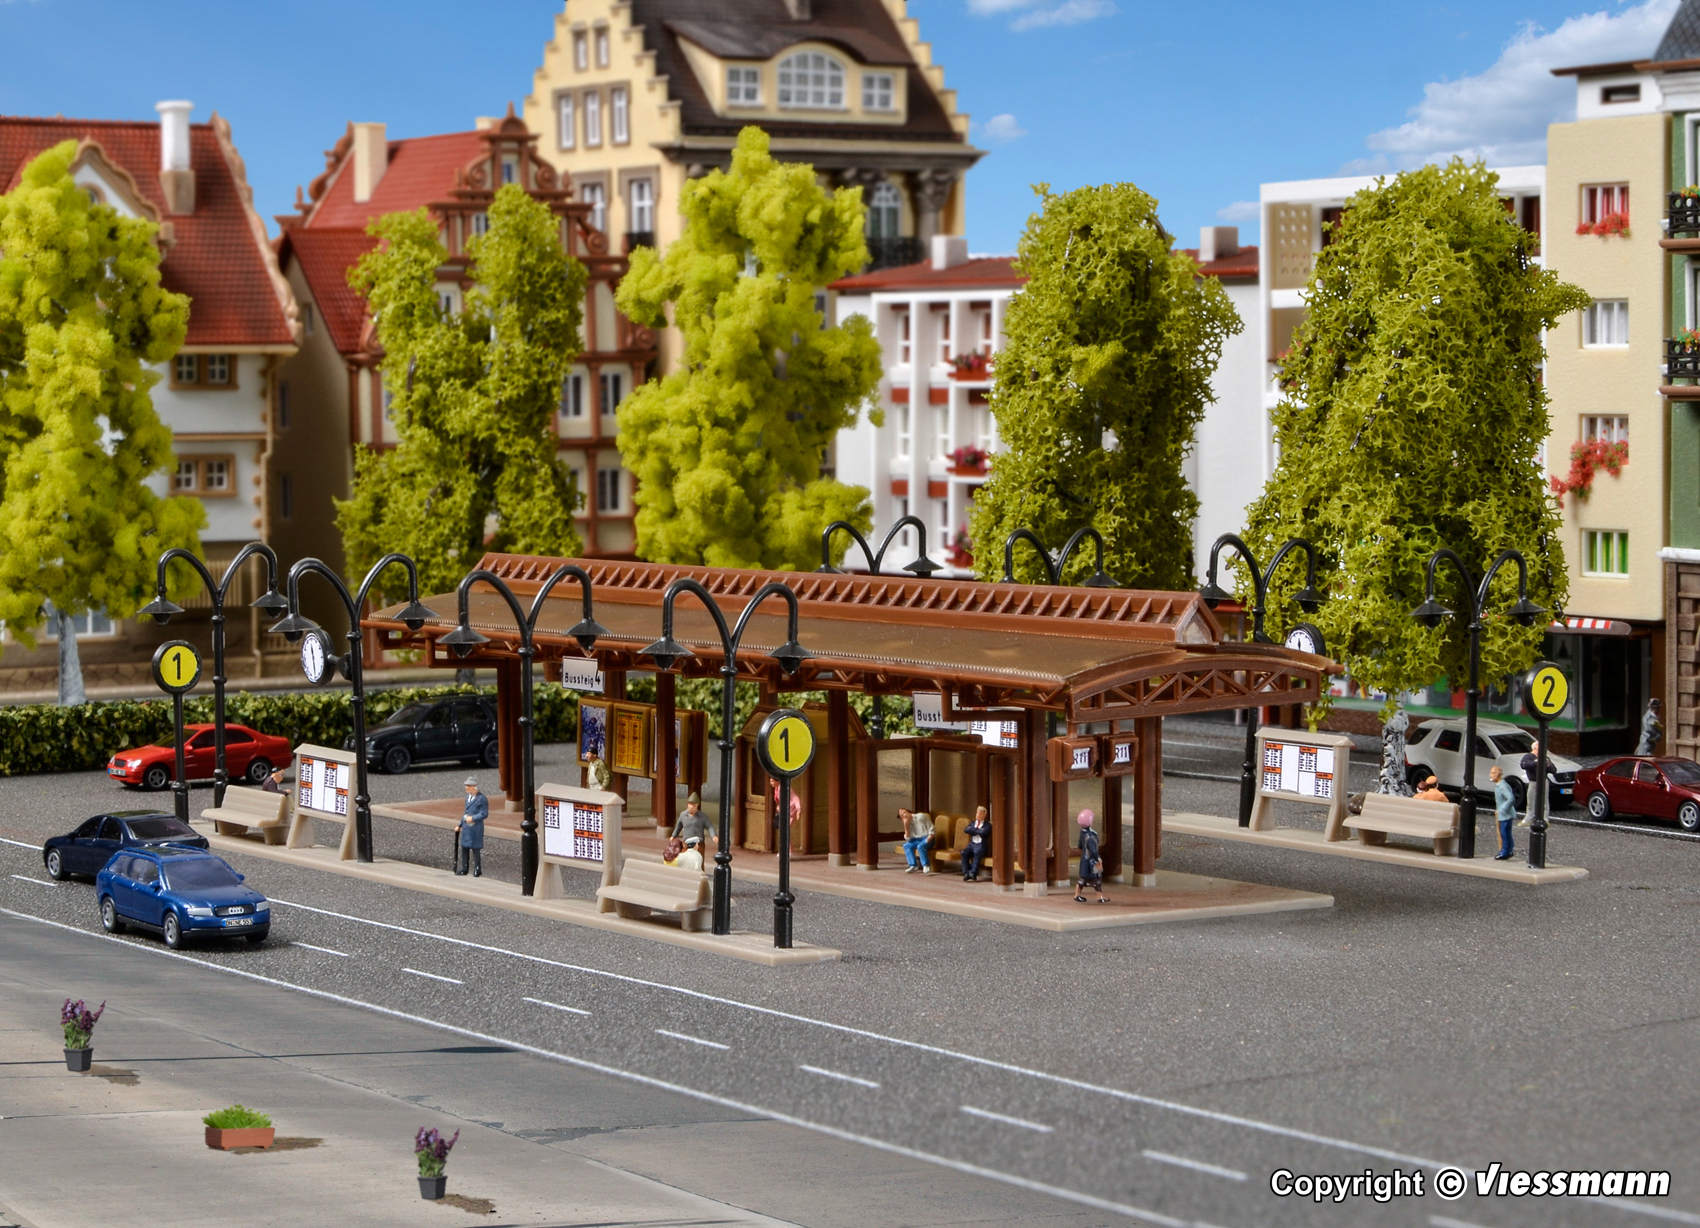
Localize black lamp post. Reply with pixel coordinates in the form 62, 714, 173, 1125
640, 578, 809, 936
267, 554, 434, 863
142, 544, 289, 808
817, 514, 942, 576
1198, 534, 1325, 827
1408, 548, 1546, 859
1000, 526, 1120, 588
439, 565, 608, 896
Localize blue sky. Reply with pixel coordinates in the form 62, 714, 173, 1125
0, 0, 1681, 254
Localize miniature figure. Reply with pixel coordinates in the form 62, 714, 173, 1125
663, 836, 686, 865
1074, 809, 1109, 903
585, 748, 613, 793
1636, 698, 1663, 756
457, 777, 486, 876
961, 805, 991, 881
261, 767, 286, 795
1413, 775, 1448, 804
899, 807, 934, 873
770, 779, 802, 842
672, 791, 712, 847
676, 836, 705, 872
1519, 740, 1541, 826
1490, 765, 1516, 860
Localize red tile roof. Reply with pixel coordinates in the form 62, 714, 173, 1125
277, 227, 378, 356
831, 256, 1024, 292
1181, 244, 1259, 280
304, 130, 487, 231
0, 114, 297, 349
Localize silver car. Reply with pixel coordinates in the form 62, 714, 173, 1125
1404, 717, 1579, 810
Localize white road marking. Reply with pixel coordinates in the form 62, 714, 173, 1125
960, 1105, 1054, 1134
10, 875, 56, 887
1430, 1216, 1497, 1228
1141, 1150, 1247, 1182
799, 1064, 879, 1089
525, 996, 590, 1017
401, 967, 462, 985
291, 941, 350, 958
655, 1028, 729, 1051
0, 838, 43, 850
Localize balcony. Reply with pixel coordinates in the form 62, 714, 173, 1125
623, 231, 655, 254
1669, 192, 1700, 237
1662, 336, 1700, 400
865, 236, 923, 272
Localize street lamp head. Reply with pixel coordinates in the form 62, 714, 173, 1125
1293, 583, 1324, 614
439, 624, 489, 659
1409, 597, 1452, 629
1198, 578, 1232, 609
641, 633, 690, 672
902, 556, 943, 577
267, 611, 320, 643
395, 599, 436, 633
772, 637, 810, 676
250, 586, 289, 619
1081, 568, 1120, 589
814, 563, 846, 575
1507, 595, 1547, 628
140, 593, 184, 626
567, 616, 611, 653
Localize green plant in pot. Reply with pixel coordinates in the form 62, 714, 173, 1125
415, 1126, 459, 1200
203, 1104, 275, 1150
61, 998, 104, 1071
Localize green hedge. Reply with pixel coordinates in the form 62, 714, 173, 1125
0, 684, 580, 778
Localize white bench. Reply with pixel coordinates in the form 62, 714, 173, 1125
595, 859, 711, 931
1346, 793, 1459, 857
201, 789, 289, 846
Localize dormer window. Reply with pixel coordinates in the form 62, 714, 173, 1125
727, 66, 761, 106
501, 155, 520, 186
574, 31, 588, 71
595, 27, 609, 67
777, 52, 844, 109
1602, 83, 1641, 104
862, 72, 894, 112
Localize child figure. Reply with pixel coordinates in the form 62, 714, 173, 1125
1074, 808, 1109, 903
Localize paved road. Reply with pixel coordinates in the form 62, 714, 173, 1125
3, 722, 1699, 1226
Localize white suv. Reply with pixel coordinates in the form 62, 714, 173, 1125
1404, 717, 1579, 810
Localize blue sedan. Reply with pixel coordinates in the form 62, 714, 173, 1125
44, 810, 208, 880
96, 847, 269, 948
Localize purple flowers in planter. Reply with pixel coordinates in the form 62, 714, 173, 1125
415, 1126, 460, 1177
61, 999, 105, 1050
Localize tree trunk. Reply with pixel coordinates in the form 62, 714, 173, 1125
454, 668, 476, 685
1379, 702, 1411, 796
56, 608, 86, 706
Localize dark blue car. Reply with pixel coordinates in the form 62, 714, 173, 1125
44, 810, 209, 880
96, 847, 269, 949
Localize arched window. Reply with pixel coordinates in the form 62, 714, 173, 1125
868, 181, 902, 239
777, 51, 845, 109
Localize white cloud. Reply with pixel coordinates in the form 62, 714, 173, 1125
967, 0, 1117, 30
979, 113, 1028, 144
1360, 0, 1677, 170
1217, 200, 1260, 222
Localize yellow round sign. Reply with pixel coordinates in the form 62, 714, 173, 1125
1526, 663, 1569, 719
759, 710, 816, 779
151, 640, 202, 694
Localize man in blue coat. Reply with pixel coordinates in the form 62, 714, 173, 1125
457, 776, 487, 877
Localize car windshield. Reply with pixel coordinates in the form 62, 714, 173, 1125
162, 859, 242, 891
1492, 733, 1535, 756
126, 817, 196, 840
1663, 761, 1700, 786
381, 704, 432, 727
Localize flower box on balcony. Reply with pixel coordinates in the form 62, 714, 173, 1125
1670, 190, 1700, 237
947, 465, 986, 477
1667, 335, 1700, 381
949, 355, 991, 381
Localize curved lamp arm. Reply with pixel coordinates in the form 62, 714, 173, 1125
1262, 538, 1325, 620
1001, 528, 1059, 586
817, 521, 878, 575
873, 515, 942, 577
644, 577, 736, 671
1200, 533, 1268, 637
1410, 547, 1477, 629
529, 564, 609, 650
1476, 548, 1546, 627
1056, 526, 1120, 588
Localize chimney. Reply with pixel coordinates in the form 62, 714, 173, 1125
783, 0, 812, 18
155, 100, 195, 215
350, 123, 389, 204
931, 234, 968, 271
1198, 226, 1238, 263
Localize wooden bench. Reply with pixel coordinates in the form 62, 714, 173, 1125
201, 788, 290, 846
595, 858, 711, 931
1346, 793, 1459, 856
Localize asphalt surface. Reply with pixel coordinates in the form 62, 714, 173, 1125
3, 719, 1698, 1227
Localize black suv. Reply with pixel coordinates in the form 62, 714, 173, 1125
352, 697, 499, 775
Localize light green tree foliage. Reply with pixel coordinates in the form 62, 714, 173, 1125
0, 141, 203, 702
614, 127, 882, 569
969, 183, 1239, 590
336, 186, 587, 602
1242, 161, 1590, 739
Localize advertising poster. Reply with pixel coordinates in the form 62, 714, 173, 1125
577, 699, 609, 766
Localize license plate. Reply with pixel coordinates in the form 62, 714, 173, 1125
108, 766, 124, 776
1558, 787, 1573, 796
222, 916, 253, 927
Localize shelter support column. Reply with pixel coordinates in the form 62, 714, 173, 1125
856, 738, 879, 870
496, 658, 521, 809
654, 670, 676, 832
606, 670, 628, 805
1050, 779, 1070, 888
1102, 756, 1124, 882
827, 690, 851, 866
1021, 707, 1049, 896
991, 753, 1015, 890
1131, 715, 1161, 885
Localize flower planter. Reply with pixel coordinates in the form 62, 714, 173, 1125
947, 465, 986, 478
948, 367, 989, 381
419, 1175, 448, 1200
205, 1126, 275, 1150
64, 1047, 92, 1072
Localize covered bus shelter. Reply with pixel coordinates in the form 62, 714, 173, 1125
368, 553, 1334, 895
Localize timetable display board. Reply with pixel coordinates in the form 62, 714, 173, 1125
542, 795, 608, 862
535, 782, 623, 904
1249, 729, 1354, 841
971, 719, 1020, 749
286, 743, 360, 858
1261, 739, 1337, 800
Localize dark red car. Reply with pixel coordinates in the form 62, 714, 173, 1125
107, 724, 292, 792
1577, 756, 1700, 832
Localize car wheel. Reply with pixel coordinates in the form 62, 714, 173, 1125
1586, 790, 1613, 821
245, 757, 273, 785
100, 897, 125, 934
162, 912, 184, 949
1406, 763, 1434, 791
142, 764, 170, 791
382, 745, 412, 775
1508, 777, 1528, 810
482, 739, 501, 769
44, 849, 68, 881
245, 929, 268, 945
1680, 801, 1700, 834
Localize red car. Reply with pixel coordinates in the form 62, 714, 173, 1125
1577, 756, 1700, 832
107, 724, 292, 792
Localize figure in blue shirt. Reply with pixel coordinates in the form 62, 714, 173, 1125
1491, 765, 1516, 861
457, 776, 487, 877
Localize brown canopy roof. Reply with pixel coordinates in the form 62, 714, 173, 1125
367, 554, 1334, 725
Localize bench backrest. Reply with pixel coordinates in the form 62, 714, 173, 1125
617, 859, 709, 904
211, 789, 288, 820
1360, 792, 1458, 825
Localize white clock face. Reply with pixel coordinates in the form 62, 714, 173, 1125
301, 632, 328, 684
1285, 624, 1323, 656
